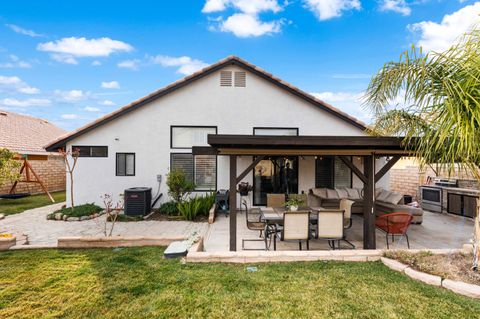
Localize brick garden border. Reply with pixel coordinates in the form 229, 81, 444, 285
47, 211, 106, 221
381, 257, 480, 299
57, 236, 187, 248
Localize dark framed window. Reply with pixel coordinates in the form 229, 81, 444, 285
170, 153, 217, 191
170, 126, 217, 149
73, 145, 108, 157
116, 153, 135, 176
253, 127, 299, 136
315, 156, 352, 188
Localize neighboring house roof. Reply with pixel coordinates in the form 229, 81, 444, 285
45, 56, 366, 151
0, 110, 66, 155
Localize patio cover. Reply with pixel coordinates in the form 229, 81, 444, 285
193, 134, 412, 251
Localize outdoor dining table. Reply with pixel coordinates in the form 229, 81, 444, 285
260, 206, 324, 250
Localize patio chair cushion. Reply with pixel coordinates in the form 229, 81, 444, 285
375, 188, 384, 198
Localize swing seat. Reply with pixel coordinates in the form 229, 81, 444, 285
0, 193, 31, 199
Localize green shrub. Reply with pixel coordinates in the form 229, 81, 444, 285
51, 203, 102, 218
178, 193, 216, 221
159, 201, 179, 215
166, 169, 195, 203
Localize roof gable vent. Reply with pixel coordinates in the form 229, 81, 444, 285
234, 71, 246, 87
220, 71, 232, 87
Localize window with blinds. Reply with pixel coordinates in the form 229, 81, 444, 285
315, 156, 351, 188
171, 126, 217, 149
194, 155, 216, 190
254, 127, 298, 136
170, 153, 216, 191
171, 153, 194, 183
73, 145, 108, 157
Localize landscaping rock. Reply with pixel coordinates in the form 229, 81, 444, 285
66, 217, 80, 221
63, 215, 67, 220
442, 279, 480, 299
55, 213, 63, 220
404, 267, 442, 286
80, 216, 90, 221
381, 257, 409, 272
0, 214, 5, 220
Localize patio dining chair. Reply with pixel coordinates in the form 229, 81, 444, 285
275, 211, 310, 250
340, 199, 355, 248
375, 212, 413, 249
316, 210, 344, 250
267, 193, 286, 208
241, 199, 274, 250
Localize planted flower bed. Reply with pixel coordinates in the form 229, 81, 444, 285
47, 203, 103, 221
0, 233, 16, 250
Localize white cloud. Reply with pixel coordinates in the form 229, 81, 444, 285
303, 0, 361, 20
91, 60, 102, 66
5, 24, 44, 37
409, 2, 480, 52
99, 99, 115, 106
379, 0, 411, 16
203, 0, 284, 37
61, 113, 79, 120
150, 55, 209, 75
83, 106, 100, 112
101, 81, 120, 89
37, 37, 133, 64
118, 59, 140, 70
0, 98, 51, 107
0, 55, 32, 69
220, 13, 282, 37
54, 89, 87, 102
202, 0, 282, 14
0, 75, 39, 94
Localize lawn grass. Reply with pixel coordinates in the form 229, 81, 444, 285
0, 248, 479, 318
0, 191, 65, 216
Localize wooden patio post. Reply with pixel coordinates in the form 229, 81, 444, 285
229, 155, 237, 251
363, 155, 376, 249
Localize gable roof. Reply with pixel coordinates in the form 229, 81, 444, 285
0, 110, 66, 155
45, 56, 366, 151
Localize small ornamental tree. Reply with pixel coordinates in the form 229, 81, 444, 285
0, 148, 21, 186
58, 147, 80, 210
166, 169, 195, 203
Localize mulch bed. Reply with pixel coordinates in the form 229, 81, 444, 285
385, 251, 480, 285
147, 211, 208, 222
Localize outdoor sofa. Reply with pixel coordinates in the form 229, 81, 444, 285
308, 188, 423, 224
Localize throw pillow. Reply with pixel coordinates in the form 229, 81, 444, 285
335, 188, 348, 199
311, 188, 328, 199
385, 192, 404, 205
326, 188, 339, 199
377, 190, 391, 202
346, 188, 361, 200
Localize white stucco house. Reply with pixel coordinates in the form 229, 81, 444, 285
46, 56, 390, 208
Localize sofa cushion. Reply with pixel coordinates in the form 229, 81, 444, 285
346, 188, 361, 200
377, 190, 391, 202
385, 192, 404, 205
375, 188, 384, 198
335, 188, 348, 199
311, 188, 328, 199
326, 189, 339, 199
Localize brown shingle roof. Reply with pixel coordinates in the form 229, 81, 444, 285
0, 110, 66, 155
46, 56, 366, 151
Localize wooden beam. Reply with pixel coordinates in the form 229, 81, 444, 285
363, 155, 376, 249
229, 155, 237, 252
25, 159, 55, 203
339, 156, 367, 184
375, 155, 401, 183
236, 156, 265, 184
217, 148, 411, 156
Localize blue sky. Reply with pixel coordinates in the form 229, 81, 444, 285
0, 0, 479, 130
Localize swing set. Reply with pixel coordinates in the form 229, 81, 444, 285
0, 154, 54, 202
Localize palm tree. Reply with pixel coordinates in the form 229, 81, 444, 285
363, 27, 480, 270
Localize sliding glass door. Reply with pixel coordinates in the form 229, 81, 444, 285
253, 156, 298, 206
